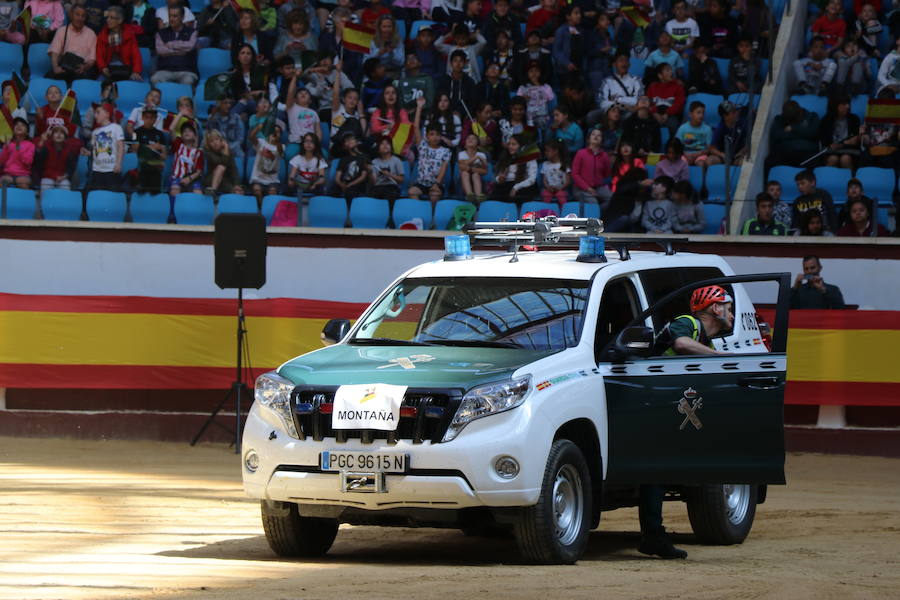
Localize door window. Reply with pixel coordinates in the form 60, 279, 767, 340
594, 277, 640, 362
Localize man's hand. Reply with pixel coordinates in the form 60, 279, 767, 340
811, 275, 826, 293
130, 73, 143, 81
793, 273, 805, 288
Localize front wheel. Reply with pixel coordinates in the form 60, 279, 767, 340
686, 484, 758, 545
513, 439, 592, 564
260, 500, 339, 557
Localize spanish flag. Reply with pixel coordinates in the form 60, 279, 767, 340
2, 73, 25, 113
620, 6, 650, 28
0, 104, 14, 142
17, 6, 31, 40
55, 89, 77, 121
864, 98, 900, 124
342, 22, 375, 54
390, 122, 413, 155
229, 0, 260, 13
514, 141, 541, 164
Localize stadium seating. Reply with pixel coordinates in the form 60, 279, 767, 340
685, 93, 724, 126
350, 197, 390, 228
409, 20, 437, 39
813, 166, 852, 200
198, 48, 232, 79
74, 155, 90, 190
27, 44, 51, 80
476, 200, 517, 222
140, 47, 153, 81
130, 193, 171, 224
173, 193, 215, 225
5, 188, 36, 219
72, 79, 102, 108
28, 77, 64, 110
705, 165, 740, 203
769, 165, 804, 187
217, 194, 258, 214
87, 190, 128, 222
41, 189, 83, 220
309, 196, 347, 228
392, 198, 433, 229
702, 203, 726, 235
433, 200, 470, 230
193, 79, 216, 120
521, 200, 559, 216
0, 43, 22, 75
688, 166, 704, 195
117, 80, 151, 111
791, 94, 828, 117
850, 95, 868, 121
856, 167, 896, 203
261, 195, 294, 225
156, 82, 193, 113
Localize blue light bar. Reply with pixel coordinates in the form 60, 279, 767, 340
576, 235, 607, 263
444, 235, 473, 261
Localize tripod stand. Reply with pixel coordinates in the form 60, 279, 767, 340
191, 286, 249, 453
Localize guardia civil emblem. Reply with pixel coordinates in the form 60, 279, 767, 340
677, 387, 703, 430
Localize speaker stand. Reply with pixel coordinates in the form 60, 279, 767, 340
191, 287, 247, 453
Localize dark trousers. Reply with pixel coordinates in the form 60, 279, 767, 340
490, 181, 538, 201
638, 484, 665, 537
89, 171, 123, 191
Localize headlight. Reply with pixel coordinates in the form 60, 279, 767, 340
255, 371, 299, 439
442, 375, 530, 442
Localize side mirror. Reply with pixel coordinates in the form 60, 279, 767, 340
321, 319, 351, 346
612, 326, 655, 360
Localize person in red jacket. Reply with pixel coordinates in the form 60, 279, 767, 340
571, 126, 612, 209
0, 118, 36, 189
646, 63, 686, 138
96, 6, 144, 81
34, 84, 80, 142
36, 126, 80, 191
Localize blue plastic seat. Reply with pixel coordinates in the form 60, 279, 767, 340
193, 79, 215, 121
813, 166, 852, 200
140, 47, 153, 80
121, 153, 139, 175
521, 200, 559, 216
86, 190, 127, 222
646, 164, 656, 179
712, 58, 730, 86
392, 198, 433, 229
628, 57, 645, 78
198, 48, 232, 79
130, 193, 171, 223
659, 128, 669, 153
350, 196, 390, 228
768, 165, 803, 189
116, 80, 151, 112
850, 95, 868, 121
476, 200, 517, 222
409, 20, 438, 39
173, 193, 215, 225
0, 42, 23, 74
727, 93, 761, 110
705, 165, 739, 203
41, 189, 82, 220
72, 79, 102, 108
685, 93, 724, 126
261, 195, 294, 224
702, 202, 726, 234
309, 196, 347, 228
688, 165, 704, 194
791, 94, 828, 118
27, 44, 51, 80
217, 193, 258, 214
156, 82, 193, 113
74, 154, 90, 189
582, 203, 600, 219
28, 77, 65, 112
5, 188, 37, 219
433, 199, 469, 230
855, 167, 896, 203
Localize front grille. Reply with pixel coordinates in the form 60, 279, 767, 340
290, 386, 462, 444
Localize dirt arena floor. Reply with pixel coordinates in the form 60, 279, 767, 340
1, 437, 899, 600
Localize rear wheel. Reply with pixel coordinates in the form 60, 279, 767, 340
260, 500, 339, 557
513, 439, 592, 564
686, 484, 757, 545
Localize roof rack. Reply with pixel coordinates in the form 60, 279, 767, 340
464, 217, 688, 260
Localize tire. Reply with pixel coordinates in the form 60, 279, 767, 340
513, 439, 592, 564
686, 484, 758, 545
260, 500, 339, 557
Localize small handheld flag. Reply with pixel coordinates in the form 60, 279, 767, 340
389, 122, 413, 155
229, 0, 260, 13
342, 22, 375, 54
55, 89, 78, 121
2, 73, 26, 113
864, 98, 900, 124
514, 141, 541, 164
620, 6, 650, 28
0, 104, 14, 142
17, 6, 31, 41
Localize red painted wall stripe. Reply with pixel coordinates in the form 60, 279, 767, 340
785, 381, 900, 407
0, 363, 270, 390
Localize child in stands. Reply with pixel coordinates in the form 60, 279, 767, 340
35, 85, 79, 140
370, 136, 405, 203
491, 134, 538, 200
549, 105, 584, 155
793, 36, 837, 95
133, 107, 168, 194
288, 132, 327, 196
516, 62, 554, 129
332, 132, 370, 201
203, 129, 243, 195
641, 175, 677, 234
409, 99, 451, 204
87, 104, 125, 191
125, 88, 164, 139
0, 118, 35, 189
207, 97, 247, 158
499, 96, 532, 144
250, 125, 284, 201
285, 76, 322, 159
458, 133, 488, 202
811, 0, 846, 56
741, 192, 787, 235
248, 96, 275, 143
168, 122, 204, 197
766, 179, 793, 232
675, 101, 713, 166
36, 126, 78, 191
540, 139, 570, 208
656, 137, 689, 182
423, 92, 462, 150
672, 180, 705, 233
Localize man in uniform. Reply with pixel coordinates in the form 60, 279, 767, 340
639, 285, 735, 559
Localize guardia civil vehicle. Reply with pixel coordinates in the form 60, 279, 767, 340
242, 218, 790, 564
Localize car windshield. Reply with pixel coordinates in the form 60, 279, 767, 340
349, 277, 590, 351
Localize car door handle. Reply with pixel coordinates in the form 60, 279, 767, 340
737, 375, 783, 390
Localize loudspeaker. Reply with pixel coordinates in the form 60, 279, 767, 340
215, 213, 267, 289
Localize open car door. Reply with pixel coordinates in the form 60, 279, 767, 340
599, 273, 790, 486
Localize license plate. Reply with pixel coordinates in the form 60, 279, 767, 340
320, 451, 409, 473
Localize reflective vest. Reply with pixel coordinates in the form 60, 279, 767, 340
663, 314, 713, 355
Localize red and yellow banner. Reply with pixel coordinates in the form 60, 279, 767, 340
342, 22, 375, 54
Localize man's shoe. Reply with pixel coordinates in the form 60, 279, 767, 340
638, 535, 688, 559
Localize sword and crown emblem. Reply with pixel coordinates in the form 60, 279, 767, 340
677, 387, 704, 430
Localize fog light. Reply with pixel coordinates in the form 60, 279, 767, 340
244, 450, 259, 473
494, 456, 519, 479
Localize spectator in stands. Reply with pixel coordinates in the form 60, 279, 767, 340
458, 133, 488, 202
0, 118, 34, 190
152, 6, 199, 86
552, 5, 585, 75
197, 0, 238, 50
156, 0, 195, 28
675, 101, 713, 166
657, 138, 689, 182
559, 76, 595, 126
768, 99, 820, 167
24, 0, 66, 44
460, 101, 501, 160
741, 0, 772, 55
391, 0, 428, 32
571, 127, 611, 208
203, 129, 243, 196
526, 0, 559, 38
767, 180, 793, 231
596, 104, 623, 152
837, 197, 891, 236
436, 23, 488, 83
249, 125, 284, 201
708, 100, 747, 165
665, 0, 699, 54
516, 62, 555, 129
612, 140, 650, 194
794, 36, 836, 95
838, 178, 875, 228
288, 133, 327, 196
362, 58, 391, 113
369, 84, 410, 141
513, 29, 553, 88
423, 92, 462, 150
87, 103, 125, 191
877, 37, 900, 96
790, 256, 846, 309
268, 56, 296, 111
642, 176, 677, 233
850, 3, 882, 60
234, 9, 274, 64
549, 105, 584, 154
36, 126, 78, 192
125, 88, 164, 139
207, 97, 247, 158
480, 62, 511, 119
133, 108, 167, 194
394, 53, 435, 113
794, 209, 833, 236
741, 192, 787, 235
540, 139, 570, 208
811, 0, 846, 56
491, 133, 539, 200
455, 0, 484, 35
597, 52, 644, 114
698, 0, 739, 58
410, 103, 452, 203
0, 1, 25, 45
645, 31, 685, 79
498, 96, 531, 144
168, 122, 204, 196
82, 82, 125, 141
430, 0, 463, 23
301, 56, 349, 116
647, 63, 685, 138
672, 180, 705, 233
274, 9, 316, 65
834, 39, 871, 96
409, 24, 443, 80
367, 14, 405, 79
488, 30, 516, 85
793, 169, 838, 232
686, 41, 722, 94
96, 6, 143, 82
82, 0, 111, 34
622, 96, 661, 158
728, 37, 762, 94
436, 50, 480, 116
584, 13, 614, 91
47, 5, 97, 84
818, 95, 861, 170
484, 0, 523, 52
35, 85, 79, 141
604, 164, 648, 233
230, 43, 268, 119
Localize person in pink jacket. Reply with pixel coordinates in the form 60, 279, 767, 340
24, 0, 66, 43
0, 118, 36, 189
571, 127, 612, 210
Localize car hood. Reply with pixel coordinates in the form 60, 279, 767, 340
277, 344, 554, 389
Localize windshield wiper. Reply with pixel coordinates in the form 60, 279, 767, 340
348, 337, 438, 346
426, 339, 521, 349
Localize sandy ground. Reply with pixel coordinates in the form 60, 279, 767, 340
1, 438, 899, 600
